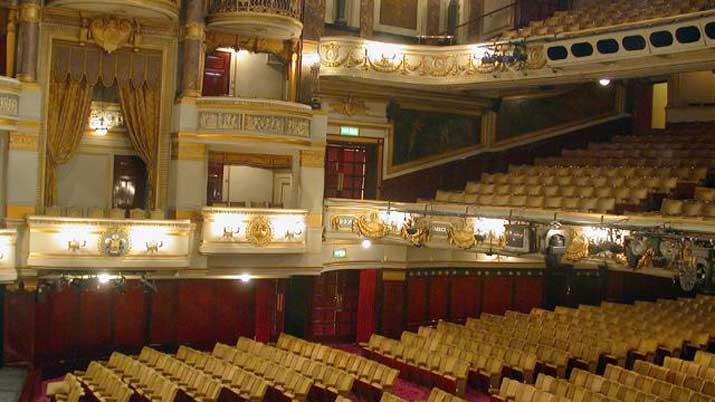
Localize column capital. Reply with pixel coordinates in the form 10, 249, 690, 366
18, 2, 41, 24
184, 22, 205, 41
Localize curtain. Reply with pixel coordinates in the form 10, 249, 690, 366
44, 76, 94, 207
356, 269, 379, 343
118, 81, 161, 209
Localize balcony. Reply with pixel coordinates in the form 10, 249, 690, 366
192, 97, 313, 144
46, 0, 180, 22
319, 12, 715, 90
200, 207, 308, 254
26, 216, 194, 269
206, 0, 303, 40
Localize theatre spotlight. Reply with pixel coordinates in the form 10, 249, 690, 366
599, 78, 611, 86
544, 222, 569, 268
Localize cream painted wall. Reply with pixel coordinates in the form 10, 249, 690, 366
235, 51, 285, 100
56, 153, 112, 209
7, 151, 38, 206
224, 165, 274, 204
677, 71, 715, 104
668, 71, 715, 122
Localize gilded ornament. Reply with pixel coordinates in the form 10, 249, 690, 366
526, 45, 547, 70
184, 22, 205, 41
636, 248, 655, 270
330, 95, 368, 117
90, 17, 133, 53
300, 150, 324, 168
564, 232, 589, 262
18, 3, 40, 24
352, 211, 389, 240
99, 228, 130, 257
447, 224, 476, 250
246, 215, 274, 246
400, 218, 429, 247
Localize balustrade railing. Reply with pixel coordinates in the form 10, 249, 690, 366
208, 0, 302, 19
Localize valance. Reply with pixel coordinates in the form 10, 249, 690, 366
51, 42, 163, 89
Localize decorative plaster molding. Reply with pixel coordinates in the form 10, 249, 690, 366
300, 150, 324, 168
9, 132, 38, 151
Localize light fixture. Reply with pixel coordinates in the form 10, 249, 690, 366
98, 273, 112, 284
361, 239, 372, 249
599, 78, 611, 86
238, 274, 251, 283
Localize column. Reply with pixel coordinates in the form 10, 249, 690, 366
360, 0, 374, 38
181, 0, 205, 97
6, 8, 17, 77
15, 0, 40, 82
287, 39, 301, 103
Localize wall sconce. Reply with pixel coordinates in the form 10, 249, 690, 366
145, 240, 163, 254
222, 226, 240, 240
68, 239, 87, 252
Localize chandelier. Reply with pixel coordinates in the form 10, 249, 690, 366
89, 106, 123, 136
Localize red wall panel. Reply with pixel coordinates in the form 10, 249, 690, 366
449, 276, 481, 322
177, 280, 216, 346
79, 287, 113, 356
149, 281, 178, 345
406, 277, 428, 330
47, 287, 80, 359
236, 281, 256, 339
255, 279, 274, 343
380, 280, 406, 338
512, 276, 544, 313
428, 276, 449, 322
3, 291, 35, 365
113, 283, 147, 348
482, 276, 514, 315
356, 270, 378, 343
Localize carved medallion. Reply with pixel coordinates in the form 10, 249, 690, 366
90, 17, 133, 54
447, 224, 476, 250
246, 216, 273, 246
99, 228, 130, 257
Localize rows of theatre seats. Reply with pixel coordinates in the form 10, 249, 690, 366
660, 187, 715, 218
434, 129, 715, 217
44, 206, 167, 220
274, 333, 399, 400
48, 333, 400, 402
48, 373, 85, 402
501, 0, 710, 39
362, 295, 715, 402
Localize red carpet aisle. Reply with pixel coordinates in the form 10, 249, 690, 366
330, 344, 491, 402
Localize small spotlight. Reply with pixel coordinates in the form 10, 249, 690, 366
361, 239, 372, 249
599, 78, 611, 86
238, 274, 251, 283
98, 273, 112, 284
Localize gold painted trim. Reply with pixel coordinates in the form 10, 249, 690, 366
175, 209, 198, 220
9, 132, 38, 151
177, 132, 312, 146
0, 118, 18, 127
300, 149, 325, 167
493, 112, 621, 148
172, 141, 207, 161
306, 213, 323, 228
382, 270, 406, 281
7, 204, 35, 219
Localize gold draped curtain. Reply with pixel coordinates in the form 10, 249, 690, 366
44, 76, 94, 207
118, 81, 161, 209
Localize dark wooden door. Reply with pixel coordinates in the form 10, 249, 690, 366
324, 143, 379, 200
202, 50, 232, 96
113, 155, 147, 209
309, 271, 359, 342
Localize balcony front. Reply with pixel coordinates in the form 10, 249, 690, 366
26, 216, 194, 269
206, 0, 303, 40
200, 207, 308, 254
45, 0, 180, 22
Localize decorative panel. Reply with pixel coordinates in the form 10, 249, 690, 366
406, 276, 428, 331
26, 216, 193, 269
428, 275, 449, 322
512, 275, 544, 313
379, 0, 418, 30
380, 279, 406, 338
200, 207, 308, 254
449, 275, 481, 322
482, 275, 513, 315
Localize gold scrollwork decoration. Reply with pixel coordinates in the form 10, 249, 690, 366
526, 45, 547, 70
352, 211, 389, 240
90, 17, 133, 54
246, 215, 274, 246
447, 224, 476, 250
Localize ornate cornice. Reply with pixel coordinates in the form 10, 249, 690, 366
9, 132, 38, 151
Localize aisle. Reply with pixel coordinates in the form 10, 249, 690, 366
0, 367, 27, 402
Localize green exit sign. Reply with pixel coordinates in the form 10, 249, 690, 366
340, 126, 359, 136
333, 248, 347, 258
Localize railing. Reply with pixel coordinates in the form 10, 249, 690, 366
207, 0, 302, 19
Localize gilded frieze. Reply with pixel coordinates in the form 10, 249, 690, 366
199, 111, 311, 139
0, 94, 19, 117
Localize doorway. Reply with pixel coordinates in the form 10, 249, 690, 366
324, 141, 380, 200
